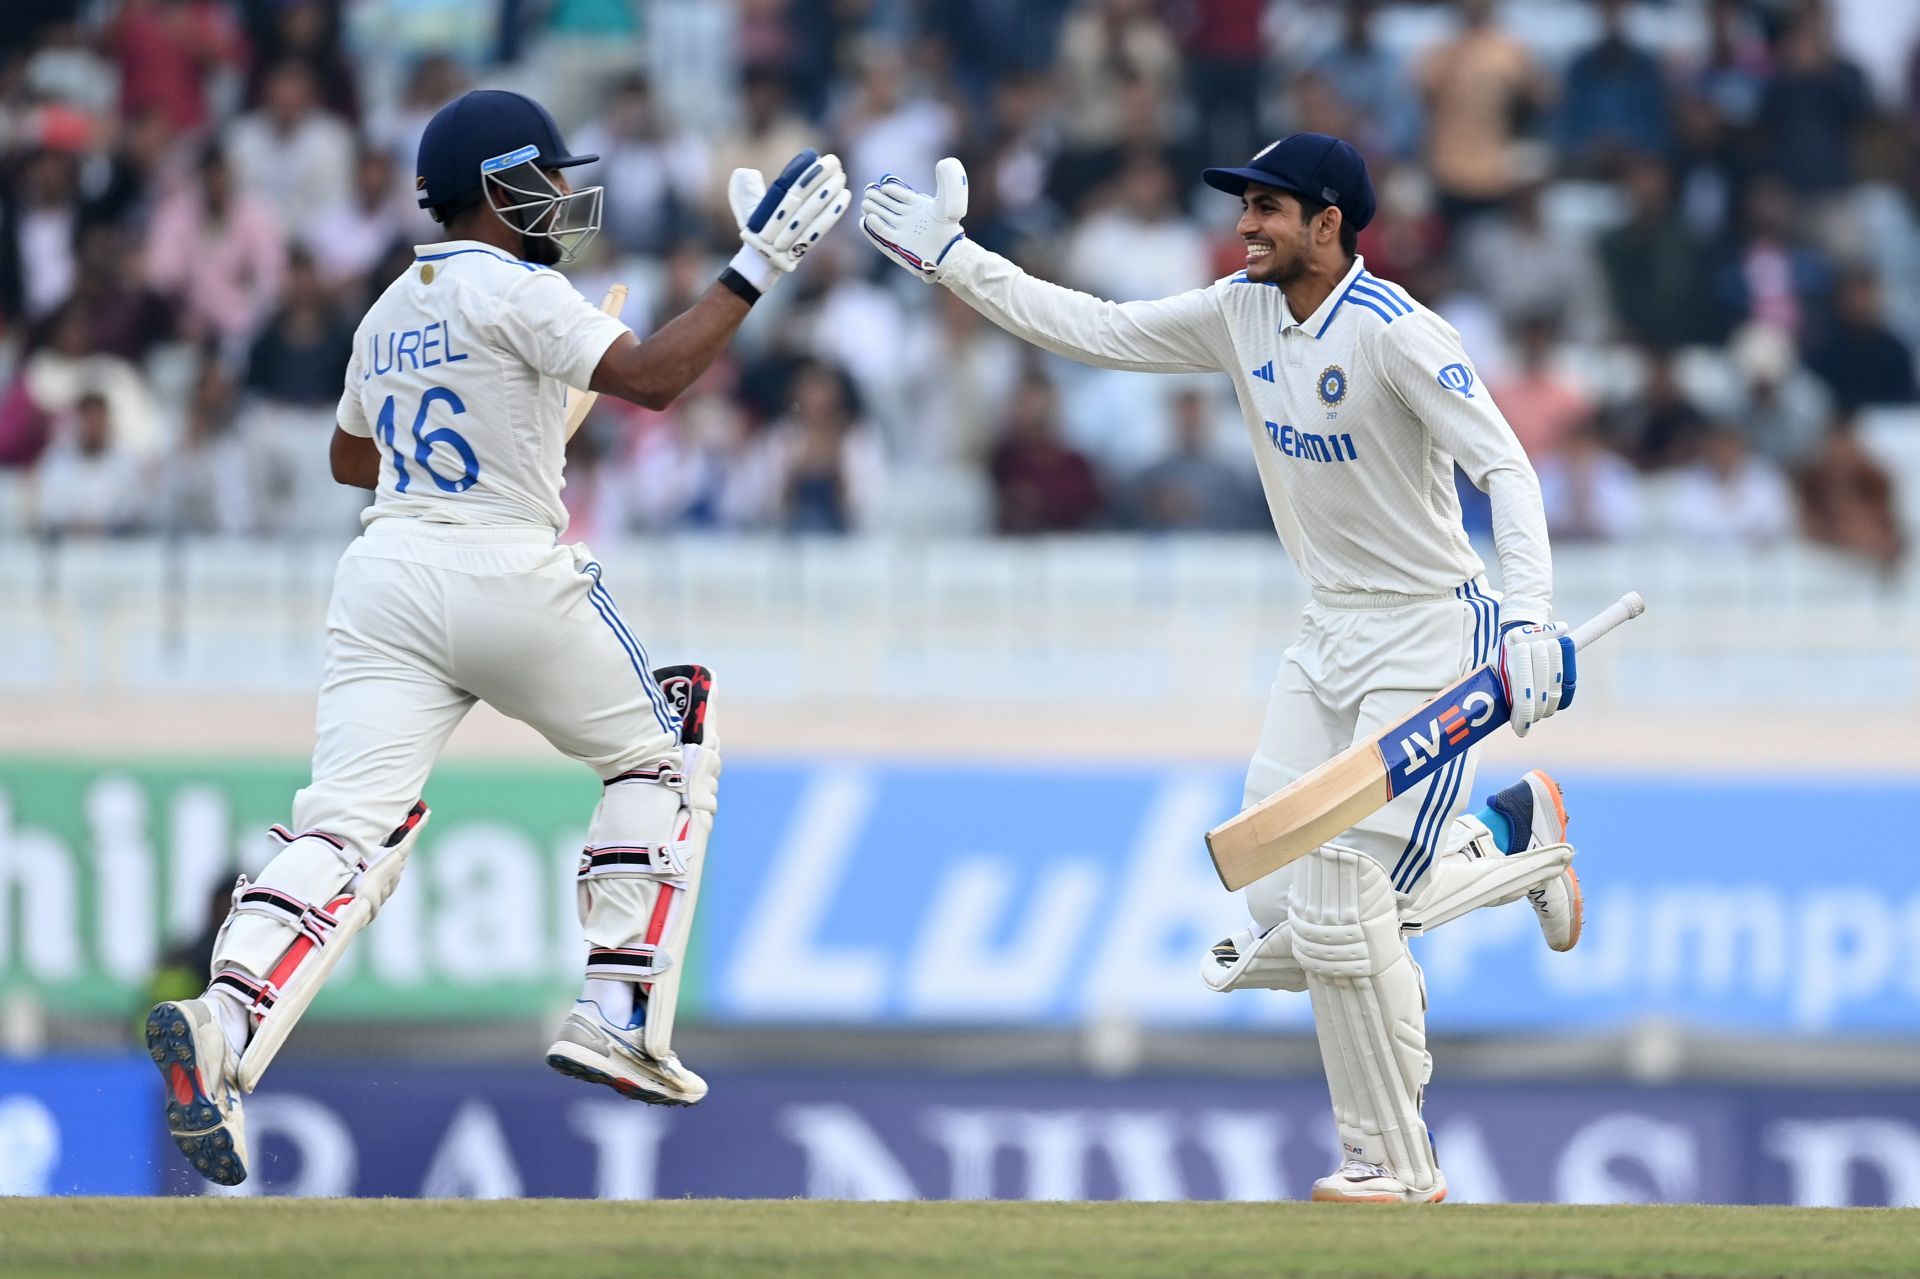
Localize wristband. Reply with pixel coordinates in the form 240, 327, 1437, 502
726, 245, 777, 296
717, 266, 761, 305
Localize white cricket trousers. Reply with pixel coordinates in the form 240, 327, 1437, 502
291, 520, 682, 858
1241, 577, 1501, 928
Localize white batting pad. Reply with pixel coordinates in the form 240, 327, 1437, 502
1404, 836, 1574, 935
1200, 924, 1307, 993
576, 666, 722, 1060
1289, 845, 1438, 1191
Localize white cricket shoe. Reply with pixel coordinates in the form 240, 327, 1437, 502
145, 999, 250, 1186
546, 1003, 708, 1106
1485, 768, 1581, 952
1311, 1158, 1447, 1204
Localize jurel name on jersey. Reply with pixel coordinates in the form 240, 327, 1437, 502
363, 321, 471, 380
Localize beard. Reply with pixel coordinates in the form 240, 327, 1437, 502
520, 234, 564, 267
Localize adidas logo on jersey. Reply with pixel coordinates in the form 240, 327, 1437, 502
1265, 421, 1359, 463
1251, 361, 1275, 382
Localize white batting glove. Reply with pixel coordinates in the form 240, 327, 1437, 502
1499, 621, 1577, 738
859, 157, 968, 282
726, 149, 849, 295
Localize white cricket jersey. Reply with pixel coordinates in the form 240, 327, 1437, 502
941, 244, 1554, 623
336, 239, 630, 535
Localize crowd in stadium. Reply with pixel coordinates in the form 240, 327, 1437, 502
0, 0, 1915, 566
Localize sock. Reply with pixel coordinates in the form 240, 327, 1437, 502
581, 978, 636, 1027
1476, 806, 1516, 855
205, 985, 252, 1057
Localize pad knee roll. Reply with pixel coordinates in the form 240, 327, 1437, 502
1202, 924, 1308, 993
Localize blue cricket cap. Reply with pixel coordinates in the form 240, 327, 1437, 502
416, 89, 597, 214
1202, 133, 1376, 231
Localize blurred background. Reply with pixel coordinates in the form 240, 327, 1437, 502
3, 0, 1920, 1205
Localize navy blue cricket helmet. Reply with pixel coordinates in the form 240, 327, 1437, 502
415, 89, 604, 262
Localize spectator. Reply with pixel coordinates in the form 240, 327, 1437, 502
12, 301, 161, 460
708, 68, 817, 228
225, 60, 356, 242
898, 287, 1023, 469
1712, 175, 1834, 340
1555, 0, 1669, 169
1490, 314, 1593, 463
990, 372, 1103, 534
161, 362, 252, 534
1667, 91, 1748, 244
836, 41, 959, 201
1669, 425, 1797, 547
33, 391, 148, 537
1805, 269, 1918, 411
1312, 0, 1421, 162
1615, 351, 1710, 471
759, 361, 883, 535
1598, 155, 1709, 351
145, 141, 286, 360
1728, 321, 1834, 468
571, 74, 709, 257
108, 0, 247, 135
1176, 0, 1266, 164
1456, 174, 1608, 344
242, 248, 359, 537
1415, 0, 1551, 229
1796, 411, 1904, 568
1688, 0, 1770, 130
1131, 388, 1262, 531
0, 148, 86, 327
302, 146, 409, 298
246, 0, 358, 124
1757, 5, 1871, 192
61, 223, 173, 363
1055, 0, 1183, 151
1534, 420, 1644, 543
1063, 154, 1210, 303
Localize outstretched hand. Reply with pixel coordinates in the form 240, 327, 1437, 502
860, 157, 969, 282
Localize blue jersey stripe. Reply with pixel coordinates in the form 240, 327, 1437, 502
1361, 273, 1414, 311
414, 247, 540, 272
1342, 291, 1397, 324
1346, 280, 1408, 316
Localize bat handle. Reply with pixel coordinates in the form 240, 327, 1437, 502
1568, 591, 1646, 651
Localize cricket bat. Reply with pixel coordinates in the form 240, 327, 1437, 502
1205, 591, 1646, 892
563, 283, 628, 440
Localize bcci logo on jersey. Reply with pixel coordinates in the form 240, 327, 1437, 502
1265, 421, 1359, 463
1317, 365, 1347, 406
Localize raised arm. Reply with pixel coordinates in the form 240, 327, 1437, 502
861, 158, 1232, 374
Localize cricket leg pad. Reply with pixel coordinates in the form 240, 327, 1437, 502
1402, 831, 1574, 936
1202, 922, 1307, 993
212, 801, 429, 1092
1290, 844, 1440, 1195
576, 664, 720, 1062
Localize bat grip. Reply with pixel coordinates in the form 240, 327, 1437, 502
1568, 591, 1646, 651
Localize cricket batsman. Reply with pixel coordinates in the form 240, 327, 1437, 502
145, 89, 850, 1186
861, 135, 1580, 1203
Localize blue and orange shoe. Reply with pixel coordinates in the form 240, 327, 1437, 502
144, 999, 249, 1186
1484, 769, 1580, 952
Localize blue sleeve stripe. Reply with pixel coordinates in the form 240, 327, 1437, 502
1342, 291, 1397, 324
1346, 280, 1409, 316
1361, 273, 1414, 310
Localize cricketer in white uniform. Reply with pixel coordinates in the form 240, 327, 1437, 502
145, 89, 851, 1187
861, 134, 1583, 1204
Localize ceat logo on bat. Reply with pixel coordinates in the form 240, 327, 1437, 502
1382, 668, 1510, 790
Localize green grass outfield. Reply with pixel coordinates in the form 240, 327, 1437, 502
5, 1199, 1919, 1279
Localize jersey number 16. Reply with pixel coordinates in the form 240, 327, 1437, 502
377, 388, 481, 494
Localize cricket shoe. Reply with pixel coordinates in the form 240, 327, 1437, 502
1485, 769, 1581, 952
145, 999, 250, 1186
1311, 1159, 1448, 1204
546, 1003, 707, 1106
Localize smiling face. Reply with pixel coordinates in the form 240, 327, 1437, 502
1237, 182, 1330, 285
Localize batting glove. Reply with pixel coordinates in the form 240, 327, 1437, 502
1499, 621, 1577, 738
726, 149, 849, 296
860, 157, 968, 282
